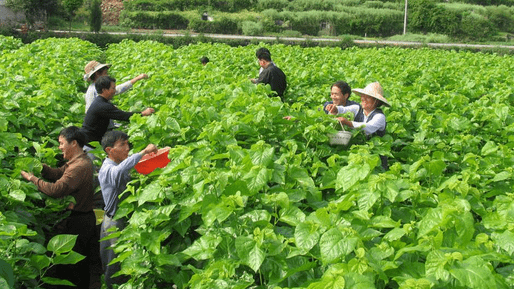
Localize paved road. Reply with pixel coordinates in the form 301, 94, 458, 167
51, 29, 514, 50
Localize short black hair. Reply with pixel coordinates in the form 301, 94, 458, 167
101, 130, 129, 151
59, 126, 87, 148
200, 56, 209, 64
331, 81, 352, 98
256, 47, 272, 62
95, 75, 116, 94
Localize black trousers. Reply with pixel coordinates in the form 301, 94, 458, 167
44, 210, 96, 289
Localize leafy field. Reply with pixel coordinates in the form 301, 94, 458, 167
1, 36, 514, 288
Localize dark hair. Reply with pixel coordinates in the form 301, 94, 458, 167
59, 126, 87, 148
95, 75, 116, 94
200, 56, 209, 64
90, 66, 108, 82
331, 81, 351, 98
255, 47, 272, 62
101, 130, 129, 151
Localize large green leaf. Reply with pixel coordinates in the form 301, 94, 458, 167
319, 228, 359, 264
47, 234, 78, 254
235, 236, 265, 272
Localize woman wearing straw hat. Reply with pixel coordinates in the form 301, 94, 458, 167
83, 61, 148, 113
326, 82, 389, 137
326, 82, 390, 169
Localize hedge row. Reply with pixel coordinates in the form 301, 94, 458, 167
124, 0, 254, 12
409, 0, 514, 40
123, 0, 514, 13
119, 8, 404, 37
118, 11, 189, 29
442, 3, 514, 33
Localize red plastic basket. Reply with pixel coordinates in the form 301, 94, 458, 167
134, 147, 171, 175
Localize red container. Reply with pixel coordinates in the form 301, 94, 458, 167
134, 147, 171, 175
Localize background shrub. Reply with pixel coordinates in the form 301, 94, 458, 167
242, 21, 263, 35
119, 11, 189, 29
459, 12, 497, 40
189, 17, 240, 34
256, 0, 289, 11
485, 5, 514, 33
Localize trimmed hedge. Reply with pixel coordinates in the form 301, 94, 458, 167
119, 11, 189, 29
124, 0, 255, 12
260, 8, 403, 36
189, 17, 240, 34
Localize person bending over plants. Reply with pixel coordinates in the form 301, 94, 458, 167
98, 130, 158, 289
250, 47, 287, 101
325, 82, 390, 169
21, 126, 96, 289
83, 61, 148, 113
81, 75, 155, 146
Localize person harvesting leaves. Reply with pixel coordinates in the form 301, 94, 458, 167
98, 130, 158, 288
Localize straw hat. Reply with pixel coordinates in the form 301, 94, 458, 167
352, 82, 391, 107
83, 60, 111, 81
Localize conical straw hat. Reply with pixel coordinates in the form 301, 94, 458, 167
83, 61, 111, 81
352, 82, 390, 107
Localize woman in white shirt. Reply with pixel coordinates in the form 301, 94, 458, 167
325, 82, 390, 170
325, 82, 390, 138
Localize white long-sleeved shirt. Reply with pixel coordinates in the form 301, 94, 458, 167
336, 105, 386, 136
84, 81, 133, 113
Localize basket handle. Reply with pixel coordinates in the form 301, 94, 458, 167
336, 119, 346, 131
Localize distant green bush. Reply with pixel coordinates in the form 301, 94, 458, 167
119, 11, 189, 29
242, 21, 263, 36
189, 17, 240, 34
485, 5, 514, 33
280, 30, 303, 37
460, 12, 497, 40
124, 0, 255, 12
256, 0, 289, 11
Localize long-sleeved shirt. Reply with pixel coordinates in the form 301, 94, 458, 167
256, 64, 287, 98
84, 81, 133, 113
336, 105, 386, 136
99, 153, 143, 218
82, 96, 136, 143
323, 100, 360, 114
28, 152, 94, 212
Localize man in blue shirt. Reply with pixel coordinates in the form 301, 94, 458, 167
98, 130, 158, 288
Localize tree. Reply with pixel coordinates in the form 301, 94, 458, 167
90, 0, 102, 33
62, 0, 84, 31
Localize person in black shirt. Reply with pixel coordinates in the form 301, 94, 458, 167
82, 76, 155, 144
250, 48, 287, 101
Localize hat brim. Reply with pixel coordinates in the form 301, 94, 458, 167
353, 88, 391, 107
84, 63, 111, 81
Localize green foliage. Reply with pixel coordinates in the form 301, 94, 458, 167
256, 0, 289, 11
242, 21, 263, 36
485, 5, 514, 33
123, 0, 256, 12
89, 0, 102, 33
63, 0, 84, 16
119, 11, 190, 29
0, 36, 102, 288
2, 37, 514, 288
460, 12, 498, 40
189, 17, 240, 34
